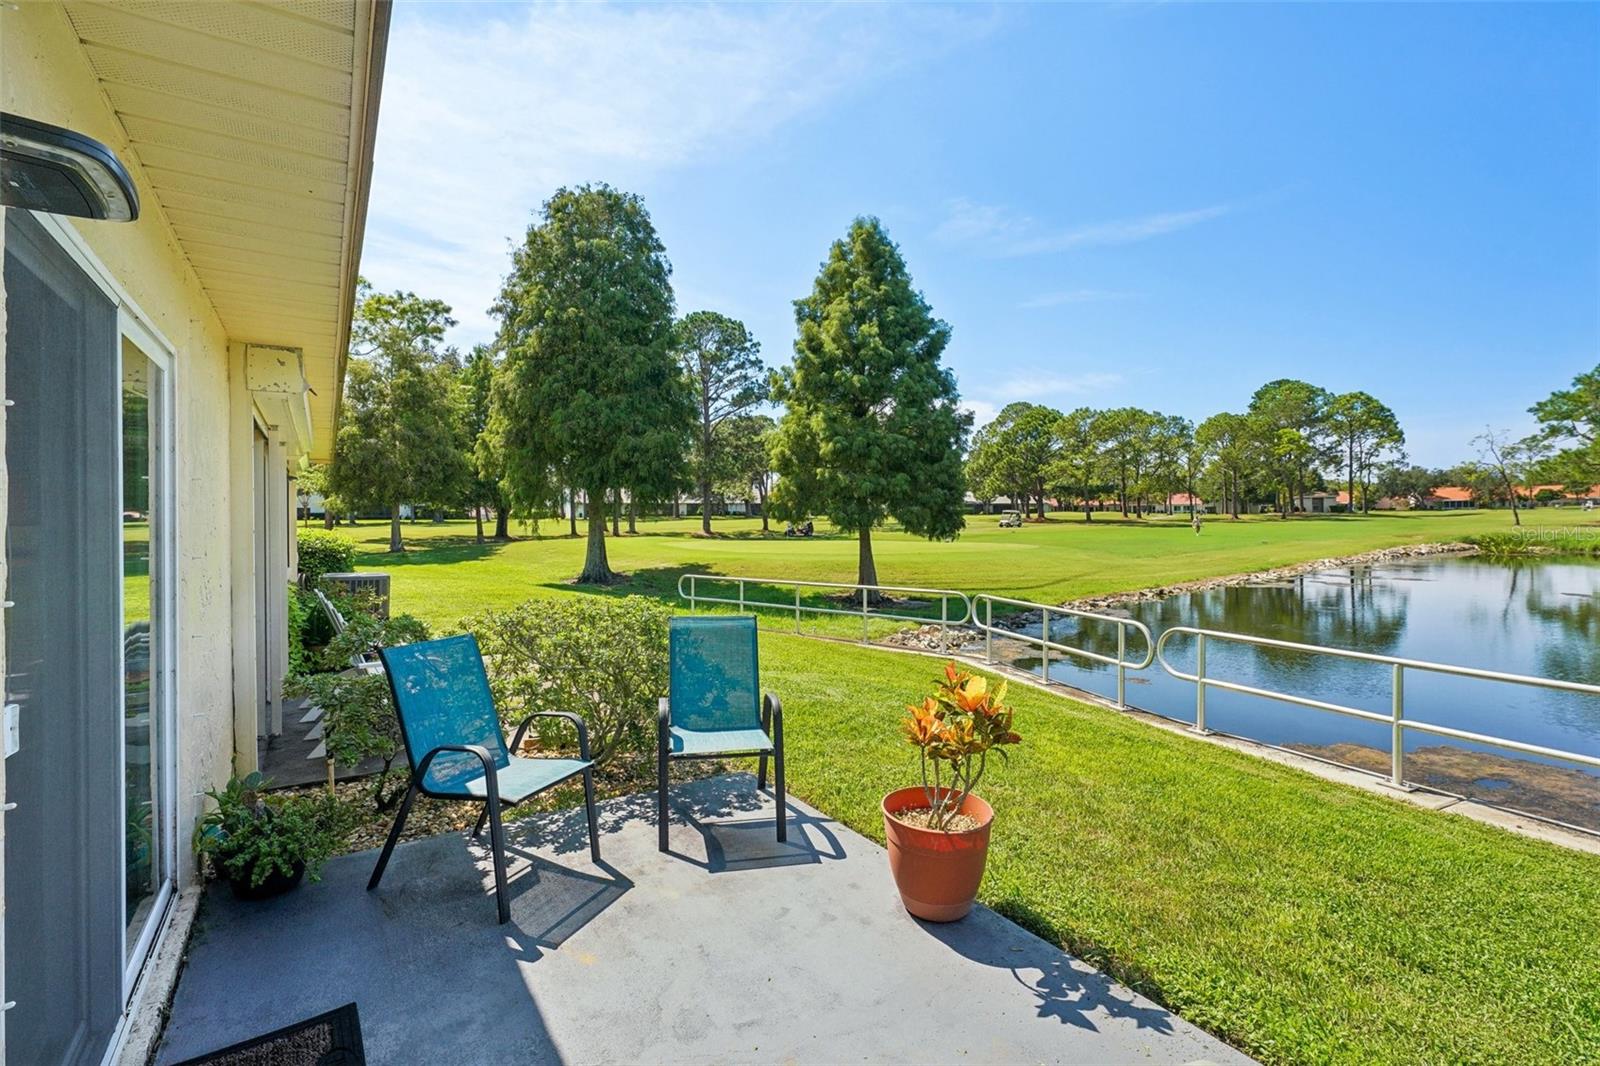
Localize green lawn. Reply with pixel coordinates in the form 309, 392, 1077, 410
331, 508, 1598, 630
763, 633, 1600, 1066
314, 507, 1600, 1063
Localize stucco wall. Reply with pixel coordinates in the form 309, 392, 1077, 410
3, 3, 239, 888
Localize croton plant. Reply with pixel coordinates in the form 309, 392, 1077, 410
902, 662, 1021, 831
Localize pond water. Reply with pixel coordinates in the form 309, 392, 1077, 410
999, 556, 1600, 830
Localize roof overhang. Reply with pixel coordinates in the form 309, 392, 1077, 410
59, 0, 391, 463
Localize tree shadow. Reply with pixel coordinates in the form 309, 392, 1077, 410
535, 560, 728, 606
354, 536, 518, 568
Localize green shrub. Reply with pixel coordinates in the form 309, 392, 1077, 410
296, 529, 357, 584
466, 596, 671, 766
284, 610, 430, 811
286, 585, 315, 678
193, 772, 350, 888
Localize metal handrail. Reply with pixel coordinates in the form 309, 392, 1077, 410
676, 574, 973, 642
972, 594, 1155, 709
1155, 626, 1600, 786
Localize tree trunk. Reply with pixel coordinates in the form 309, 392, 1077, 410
323, 510, 335, 530
495, 506, 510, 540
1347, 437, 1356, 515
699, 393, 714, 535
857, 526, 881, 602
568, 489, 578, 537
388, 503, 404, 553
628, 497, 638, 535
610, 489, 621, 537
578, 489, 614, 584
758, 484, 770, 531
474, 506, 484, 544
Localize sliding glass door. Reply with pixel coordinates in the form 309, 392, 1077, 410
121, 336, 173, 979
3, 212, 176, 1066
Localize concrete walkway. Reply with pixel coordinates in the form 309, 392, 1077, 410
157, 774, 1249, 1065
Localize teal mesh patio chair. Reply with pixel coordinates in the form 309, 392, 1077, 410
657, 616, 784, 852
367, 634, 600, 923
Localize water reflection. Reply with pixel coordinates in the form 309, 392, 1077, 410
1006, 557, 1600, 829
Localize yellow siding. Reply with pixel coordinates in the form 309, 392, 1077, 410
3, 1, 239, 887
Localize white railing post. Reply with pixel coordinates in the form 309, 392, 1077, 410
940, 596, 948, 646
794, 586, 801, 633
861, 587, 869, 643
1391, 664, 1405, 788
985, 600, 994, 664
1194, 633, 1208, 733
1116, 625, 1127, 708
689, 575, 696, 612
1041, 608, 1051, 685
738, 578, 745, 615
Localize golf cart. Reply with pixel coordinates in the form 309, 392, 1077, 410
998, 510, 1023, 528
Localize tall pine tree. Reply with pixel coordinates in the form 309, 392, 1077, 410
769, 217, 969, 595
330, 282, 466, 552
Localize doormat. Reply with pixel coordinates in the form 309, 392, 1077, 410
171, 1002, 365, 1066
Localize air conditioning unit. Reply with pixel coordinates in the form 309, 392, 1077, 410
320, 571, 390, 619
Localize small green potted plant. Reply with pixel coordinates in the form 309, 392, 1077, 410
194, 772, 345, 900
882, 662, 1020, 921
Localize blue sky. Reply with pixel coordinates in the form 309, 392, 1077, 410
361, 2, 1598, 467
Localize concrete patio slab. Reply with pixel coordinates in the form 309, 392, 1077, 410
156, 774, 1249, 1065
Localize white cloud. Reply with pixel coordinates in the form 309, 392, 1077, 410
934, 198, 1231, 258
961, 398, 1000, 427
1017, 288, 1131, 309
995, 371, 1125, 398
958, 370, 1124, 427
361, 3, 990, 344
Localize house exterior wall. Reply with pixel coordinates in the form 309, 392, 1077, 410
3, 2, 245, 895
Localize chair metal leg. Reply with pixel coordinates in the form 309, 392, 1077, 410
774, 721, 786, 845
486, 793, 511, 924
657, 718, 670, 853
367, 782, 418, 891
472, 803, 490, 840
758, 752, 768, 790
582, 766, 601, 863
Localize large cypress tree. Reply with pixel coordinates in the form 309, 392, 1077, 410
769, 217, 970, 594
491, 184, 691, 584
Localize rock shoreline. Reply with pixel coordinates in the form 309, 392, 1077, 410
881, 541, 1477, 650
1058, 541, 1477, 614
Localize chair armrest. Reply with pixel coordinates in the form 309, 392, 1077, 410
414, 744, 499, 804
511, 711, 591, 762
764, 688, 784, 739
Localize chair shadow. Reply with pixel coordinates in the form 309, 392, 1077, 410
442, 812, 635, 957
914, 901, 1179, 1035
657, 771, 849, 872
665, 800, 848, 873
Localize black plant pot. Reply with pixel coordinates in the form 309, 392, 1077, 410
227, 860, 306, 900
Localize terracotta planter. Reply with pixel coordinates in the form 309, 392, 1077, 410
881, 786, 993, 922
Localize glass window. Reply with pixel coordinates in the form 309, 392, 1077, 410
121, 339, 167, 954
